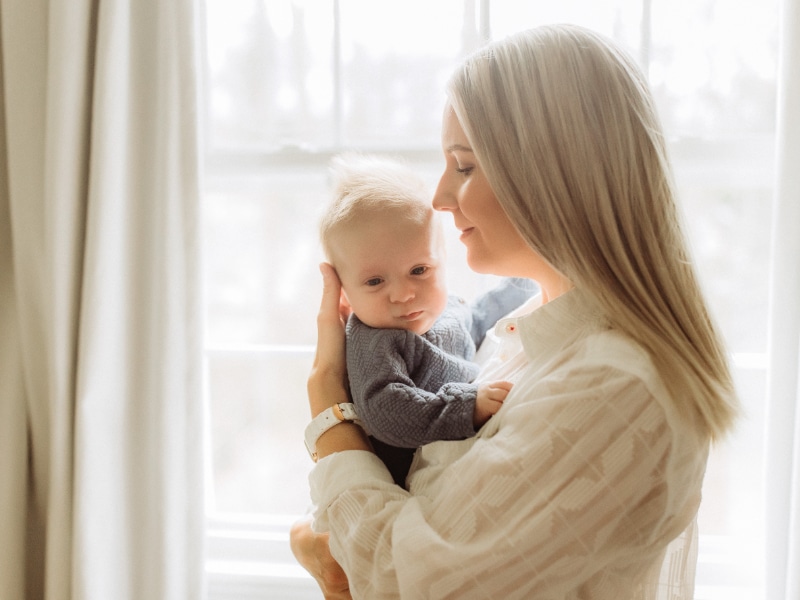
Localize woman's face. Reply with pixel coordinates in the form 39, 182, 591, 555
432, 105, 540, 279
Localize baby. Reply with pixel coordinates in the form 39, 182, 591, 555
319, 154, 536, 486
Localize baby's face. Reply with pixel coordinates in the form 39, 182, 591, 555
332, 214, 448, 335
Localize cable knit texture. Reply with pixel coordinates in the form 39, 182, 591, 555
347, 296, 481, 447
345, 279, 537, 485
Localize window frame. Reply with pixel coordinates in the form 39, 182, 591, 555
201, 1, 773, 597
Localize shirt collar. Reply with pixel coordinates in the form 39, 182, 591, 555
510, 288, 607, 364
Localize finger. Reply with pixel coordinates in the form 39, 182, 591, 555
319, 261, 340, 289
309, 264, 350, 414
487, 387, 510, 401
315, 264, 347, 351
318, 263, 344, 323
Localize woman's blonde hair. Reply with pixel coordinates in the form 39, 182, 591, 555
447, 24, 738, 440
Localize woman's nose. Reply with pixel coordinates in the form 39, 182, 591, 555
432, 172, 456, 213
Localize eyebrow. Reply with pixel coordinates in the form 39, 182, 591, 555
446, 143, 473, 153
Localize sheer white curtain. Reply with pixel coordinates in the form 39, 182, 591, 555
766, 0, 800, 598
0, 1, 205, 598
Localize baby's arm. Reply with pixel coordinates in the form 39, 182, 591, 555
473, 380, 513, 427
347, 321, 480, 447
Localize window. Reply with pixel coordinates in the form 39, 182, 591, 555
201, 1, 776, 597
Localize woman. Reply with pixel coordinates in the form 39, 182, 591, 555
292, 24, 739, 599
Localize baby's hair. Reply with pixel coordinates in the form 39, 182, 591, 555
320, 153, 434, 261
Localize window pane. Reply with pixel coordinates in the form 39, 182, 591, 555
680, 182, 772, 354
202, 168, 329, 346
650, 0, 779, 136
338, 0, 471, 148
695, 365, 766, 595
208, 349, 315, 514
205, 0, 336, 151
490, 0, 644, 52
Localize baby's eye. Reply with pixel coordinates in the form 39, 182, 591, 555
365, 277, 383, 287
410, 266, 428, 276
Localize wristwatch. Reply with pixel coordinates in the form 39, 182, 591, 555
304, 402, 362, 462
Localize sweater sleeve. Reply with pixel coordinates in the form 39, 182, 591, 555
311, 360, 708, 600
347, 321, 480, 448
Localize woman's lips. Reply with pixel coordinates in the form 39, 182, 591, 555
459, 227, 474, 242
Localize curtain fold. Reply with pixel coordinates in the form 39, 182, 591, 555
765, 0, 800, 598
0, 0, 205, 598
0, 30, 28, 597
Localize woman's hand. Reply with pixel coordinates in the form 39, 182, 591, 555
306, 264, 372, 458
290, 516, 352, 599
308, 263, 351, 417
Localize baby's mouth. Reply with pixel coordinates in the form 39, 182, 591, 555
401, 311, 423, 321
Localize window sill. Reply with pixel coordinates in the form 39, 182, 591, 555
206, 513, 321, 599
207, 517, 762, 600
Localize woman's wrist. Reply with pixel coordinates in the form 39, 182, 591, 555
313, 421, 372, 461
307, 368, 350, 418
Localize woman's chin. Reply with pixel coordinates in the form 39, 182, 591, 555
465, 253, 492, 275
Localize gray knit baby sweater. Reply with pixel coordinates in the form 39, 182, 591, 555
346, 278, 537, 486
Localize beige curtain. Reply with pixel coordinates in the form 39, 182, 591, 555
766, 0, 800, 598
0, 0, 205, 598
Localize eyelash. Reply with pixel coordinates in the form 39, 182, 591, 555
455, 166, 473, 175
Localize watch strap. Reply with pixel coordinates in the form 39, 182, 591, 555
304, 403, 361, 462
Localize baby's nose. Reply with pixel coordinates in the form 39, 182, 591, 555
389, 281, 415, 303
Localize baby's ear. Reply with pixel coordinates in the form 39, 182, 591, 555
339, 289, 352, 320
340, 290, 351, 309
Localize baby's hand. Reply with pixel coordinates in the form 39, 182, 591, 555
473, 381, 513, 428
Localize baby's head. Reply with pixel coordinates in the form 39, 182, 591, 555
320, 154, 449, 335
